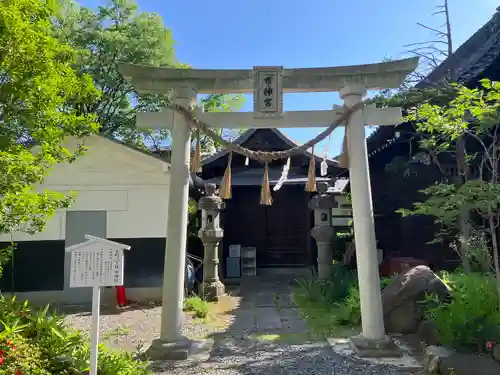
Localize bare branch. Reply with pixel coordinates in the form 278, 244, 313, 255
405, 50, 441, 68
407, 45, 448, 57
417, 22, 447, 37
403, 40, 448, 47
465, 129, 494, 170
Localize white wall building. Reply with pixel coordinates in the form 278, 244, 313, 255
0, 136, 171, 305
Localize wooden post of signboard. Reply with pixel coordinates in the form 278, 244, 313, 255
65, 235, 131, 375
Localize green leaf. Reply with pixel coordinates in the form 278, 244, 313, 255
0, 0, 99, 238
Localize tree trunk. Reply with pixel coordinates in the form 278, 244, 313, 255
459, 213, 472, 273
487, 213, 500, 309
456, 136, 472, 273
479, 230, 493, 273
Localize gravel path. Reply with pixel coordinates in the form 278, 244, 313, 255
153, 334, 418, 375
64, 279, 417, 375
63, 301, 232, 353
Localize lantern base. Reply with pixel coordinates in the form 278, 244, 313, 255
202, 280, 225, 302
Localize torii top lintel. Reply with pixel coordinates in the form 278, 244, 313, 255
118, 57, 418, 94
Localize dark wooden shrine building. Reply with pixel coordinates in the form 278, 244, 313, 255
200, 128, 347, 276
366, 7, 500, 269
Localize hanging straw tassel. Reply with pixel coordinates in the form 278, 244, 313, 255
190, 127, 202, 173
338, 127, 349, 168
260, 162, 273, 206
305, 147, 317, 192
219, 152, 232, 199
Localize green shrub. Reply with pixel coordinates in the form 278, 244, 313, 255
292, 265, 358, 335
335, 276, 392, 327
1, 334, 51, 375
424, 272, 500, 350
380, 276, 393, 290
0, 296, 152, 374
183, 296, 209, 319
304, 265, 357, 303
293, 282, 342, 336
98, 345, 151, 375
293, 266, 395, 333
332, 232, 353, 261
336, 284, 362, 326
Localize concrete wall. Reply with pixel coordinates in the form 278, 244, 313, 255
0, 136, 170, 304
0, 136, 170, 242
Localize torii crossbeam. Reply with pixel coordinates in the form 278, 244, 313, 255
135, 105, 403, 130
118, 57, 419, 360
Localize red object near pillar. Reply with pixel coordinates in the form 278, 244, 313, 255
116, 285, 128, 306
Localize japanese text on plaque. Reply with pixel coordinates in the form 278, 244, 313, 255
69, 247, 124, 288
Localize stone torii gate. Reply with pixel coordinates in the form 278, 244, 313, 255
118, 57, 418, 359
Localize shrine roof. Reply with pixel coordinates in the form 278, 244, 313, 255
367, 7, 500, 158
417, 7, 500, 88
201, 128, 340, 167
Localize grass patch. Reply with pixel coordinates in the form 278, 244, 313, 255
273, 293, 280, 310
292, 265, 390, 338
102, 326, 133, 341
182, 295, 239, 340
293, 288, 360, 337
253, 332, 322, 345
292, 265, 403, 339
183, 295, 209, 318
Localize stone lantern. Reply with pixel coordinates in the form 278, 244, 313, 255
309, 182, 336, 280
198, 183, 225, 301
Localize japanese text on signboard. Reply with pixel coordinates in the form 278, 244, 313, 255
69, 247, 124, 288
253, 66, 283, 118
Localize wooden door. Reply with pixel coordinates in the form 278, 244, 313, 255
222, 187, 266, 264
263, 185, 309, 267
222, 185, 310, 272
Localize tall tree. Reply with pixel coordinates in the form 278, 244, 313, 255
0, 0, 99, 266
55, 0, 244, 151
54, 0, 182, 147
403, 0, 453, 85
370, 1, 480, 269
372, 1, 453, 101
401, 80, 500, 302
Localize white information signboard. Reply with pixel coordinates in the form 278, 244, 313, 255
66, 235, 131, 375
68, 244, 125, 288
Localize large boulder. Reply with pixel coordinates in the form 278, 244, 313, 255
423, 346, 500, 375
439, 353, 500, 375
423, 345, 453, 374
417, 320, 441, 346
382, 265, 451, 334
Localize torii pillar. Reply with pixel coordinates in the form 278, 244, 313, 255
340, 84, 400, 356
118, 57, 418, 360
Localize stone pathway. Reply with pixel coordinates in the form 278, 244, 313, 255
153, 277, 413, 375
229, 278, 309, 333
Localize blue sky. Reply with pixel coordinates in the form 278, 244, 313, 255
81, 0, 498, 155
